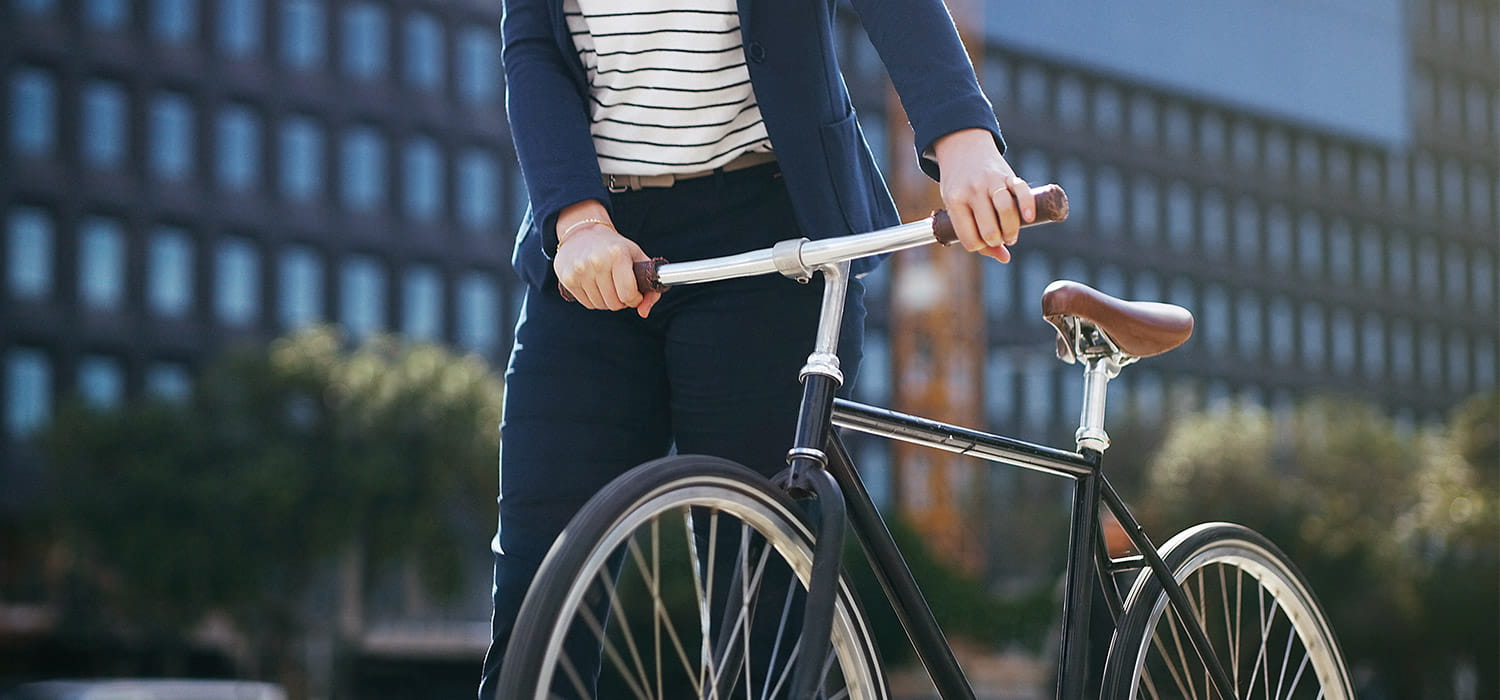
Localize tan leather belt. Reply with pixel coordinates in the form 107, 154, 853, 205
602, 150, 778, 192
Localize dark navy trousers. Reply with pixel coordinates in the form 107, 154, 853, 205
478, 163, 866, 698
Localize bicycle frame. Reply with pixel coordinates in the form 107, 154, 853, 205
777, 261, 1238, 700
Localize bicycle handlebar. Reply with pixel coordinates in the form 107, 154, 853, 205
568, 183, 1068, 297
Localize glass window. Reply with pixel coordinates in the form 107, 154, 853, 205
10, 67, 56, 157
1168, 276, 1196, 313
1264, 206, 1291, 270
77, 354, 124, 408
1020, 251, 1050, 304
1022, 357, 1054, 436
1197, 111, 1225, 161
1200, 189, 1226, 258
981, 252, 1016, 318
216, 104, 262, 191
7, 207, 53, 300
281, 0, 326, 70
1356, 152, 1382, 202
1163, 104, 1191, 152
341, 2, 388, 79
150, 0, 198, 44
340, 254, 385, 337
1421, 324, 1443, 387
84, 0, 129, 30
1166, 181, 1193, 250
1475, 338, 1496, 388
340, 125, 386, 211
1300, 303, 1325, 371
457, 26, 499, 105
1297, 211, 1323, 279
401, 264, 442, 340
1231, 120, 1258, 167
1327, 220, 1353, 284
1235, 289, 1261, 358
1295, 136, 1321, 182
148, 92, 196, 181
1268, 296, 1294, 367
1388, 234, 1413, 294
1417, 243, 1441, 300
1094, 166, 1123, 234
1331, 308, 1356, 375
218, 0, 262, 57
145, 361, 192, 401
81, 80, 129, 169
1445, 244, 1468, 305
79, 216, 127, 310
1473, 254, 1495, 311
5, 348, 51, 437
403, 136, 443, 221
1361, 313, 1385, 380
1358, 226, 1383, 290
1130, 270, 1161, 304
279, 115, 324, 200
1055, 75, 1085, 129
147, 226, 194, 317
1390, 318, 1414, 383
1203, 284, 1229, 351
457, 148, 498, 230
1233, 197, 1260, 265
1092, 85, 1122, 135
1128, 93, 1157, 145
456, 271, 499, 354
404, 11, 444, 90
1018, 150, 1049, 190
1448, 330, 1469, 391
278, 245, 323, 329
214, 236, 260, 325
1017, 64, 1048, 116
1130, 177, 1159, 242
1471, 166, 1494, 225
1263, 129, 1289, 175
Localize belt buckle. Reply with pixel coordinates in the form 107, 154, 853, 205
605, 174, 629, 194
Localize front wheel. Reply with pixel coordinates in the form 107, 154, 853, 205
496, 455, 889, 700
1100, 523, 1354, 699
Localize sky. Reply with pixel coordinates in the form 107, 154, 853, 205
981, 0, 1411, 147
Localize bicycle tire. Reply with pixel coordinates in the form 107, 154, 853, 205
1100, 522, 1355, 700
496, 455, 889, 700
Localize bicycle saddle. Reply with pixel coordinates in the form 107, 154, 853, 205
1041, 280, 1194, 363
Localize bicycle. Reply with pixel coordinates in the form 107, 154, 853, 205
496, 184, 1355, 700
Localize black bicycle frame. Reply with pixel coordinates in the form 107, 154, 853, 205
814, 397, 1239, 700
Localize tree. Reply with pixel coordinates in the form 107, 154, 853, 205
1139, 393, 1499, 699
37, 328, 503, 696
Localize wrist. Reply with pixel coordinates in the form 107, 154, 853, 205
932, 128, 998, 163
557, 218, 616, 251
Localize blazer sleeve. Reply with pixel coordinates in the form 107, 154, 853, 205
501, 0, 613, 256
846, 0, 1006, 181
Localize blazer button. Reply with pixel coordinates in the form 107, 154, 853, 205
748, 41, 766, 63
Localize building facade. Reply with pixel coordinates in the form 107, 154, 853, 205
2, 0, 1496, 691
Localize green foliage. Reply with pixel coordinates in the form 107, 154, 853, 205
1139, 392, 1499, 698
39, 327, 503, 662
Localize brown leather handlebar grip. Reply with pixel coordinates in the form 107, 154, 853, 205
931, 183, 1069, 246
558, 257, 667, 303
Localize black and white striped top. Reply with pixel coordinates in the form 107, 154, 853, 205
564, 0, 772, 176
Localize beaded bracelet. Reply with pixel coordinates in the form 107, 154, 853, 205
558, 217, 615, 250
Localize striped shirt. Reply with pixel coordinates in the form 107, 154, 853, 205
564, 0, 773, 176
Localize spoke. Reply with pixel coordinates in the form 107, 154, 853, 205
1196, 571, 1211, 697
1282, 650, 1313, 700
1166, 602, 1198, 698
1273, 611, 1297, 700
1150, 606, 1195, 699
578, 598, 652, 700
1220, 563, 1238, 690
703, 509, 721, 698
682, 508, 710, 696
653, 520, 663, 700
605, 539, 651, 695
767, 631, 805, 699
558, 652, 596, 700
760, 576, 800, 700
1141, 667, 1165, 700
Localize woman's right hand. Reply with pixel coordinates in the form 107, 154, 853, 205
554, 218, 662, 318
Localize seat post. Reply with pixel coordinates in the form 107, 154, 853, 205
1076, 354, 1123, 453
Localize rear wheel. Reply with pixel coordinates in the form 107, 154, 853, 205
497, 455, 889, 700
1101, 523, 1354, 699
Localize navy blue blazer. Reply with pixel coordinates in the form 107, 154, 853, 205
501, 0, 1006, 290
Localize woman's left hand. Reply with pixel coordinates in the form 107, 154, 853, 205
931, 128, 1035, 263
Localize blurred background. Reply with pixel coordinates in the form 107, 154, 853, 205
0, 0, 1495, 698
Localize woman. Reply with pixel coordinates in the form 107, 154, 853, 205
480, 0, 1035, 695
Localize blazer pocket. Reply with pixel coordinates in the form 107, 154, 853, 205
818, 110, 880, 234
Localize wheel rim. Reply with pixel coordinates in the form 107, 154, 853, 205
531, 477, 884, 700
1126, 540, 1352, 700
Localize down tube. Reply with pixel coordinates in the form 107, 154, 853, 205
824, 433, 978, 700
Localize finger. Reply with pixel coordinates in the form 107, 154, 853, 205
991, 182, 1022, 245
1008, 175, 1037, 223
612, 257, 644, 308
968, 187, 1004, 248
948, 202, 985, 253
636, 290, 662, 319
984, 244, 1012, 264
